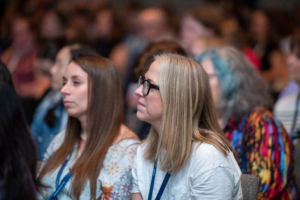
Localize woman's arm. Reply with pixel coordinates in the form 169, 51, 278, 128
131, 193, 143, 200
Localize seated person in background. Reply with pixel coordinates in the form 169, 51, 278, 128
196, 46, 297, 199
124, 40, 187, 140
274, 35, 300, 195
132, 54, 242, 199
0, 81, 39, 200
31, 44, 87, 161
275, 35, 300, 142
37, 54, 140, 199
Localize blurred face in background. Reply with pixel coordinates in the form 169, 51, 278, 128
180, 15, 213, 51
50, 47, 71, 91
11, 18, 35, 48
287, 45, 300, 84
200, 59, 222, 115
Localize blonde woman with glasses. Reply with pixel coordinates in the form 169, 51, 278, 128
131, 54, 242, 199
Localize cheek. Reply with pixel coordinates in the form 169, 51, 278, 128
148, 96, 163, 117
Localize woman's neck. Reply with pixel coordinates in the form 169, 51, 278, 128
79, 118, 87, 153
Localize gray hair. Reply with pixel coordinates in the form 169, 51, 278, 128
196, 46, 273, 123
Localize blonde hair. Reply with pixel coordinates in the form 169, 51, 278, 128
143, 53, 234, 173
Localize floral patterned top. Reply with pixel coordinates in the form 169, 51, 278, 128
38, 131, 140, 200
224, 107, 297, 200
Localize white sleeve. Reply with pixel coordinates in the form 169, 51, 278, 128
191, 167, 236, 200
131, 148, 140, 194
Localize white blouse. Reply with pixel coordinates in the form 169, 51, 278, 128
132, 142, 243, 200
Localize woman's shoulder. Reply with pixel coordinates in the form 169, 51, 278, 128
112, 125, 141, 146
192, 142, 237, 170
42, 131, 65, 161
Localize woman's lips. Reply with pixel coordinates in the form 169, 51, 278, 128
137, 102, 145, 107
63, 100, 73, 106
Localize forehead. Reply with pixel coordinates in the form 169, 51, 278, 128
65, 62, 87, 77
56, 47, 70, 60
145, 60, 160, 81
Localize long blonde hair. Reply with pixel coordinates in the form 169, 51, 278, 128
38, 54, 124, 199
143, 53, 234, 173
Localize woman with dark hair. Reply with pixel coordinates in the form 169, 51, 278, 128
196, 46, 297, 199
37, 54, 139, 199
0, 81, 39, 199
0, 60, 14, 87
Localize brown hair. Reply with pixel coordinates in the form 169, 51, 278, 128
143, 54, 234, 173
133, 40, 187, 82
38, 54, 123, 199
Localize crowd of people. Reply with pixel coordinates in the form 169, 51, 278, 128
1, 0, 300, 199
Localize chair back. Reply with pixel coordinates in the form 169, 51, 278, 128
241, 173, 259, 200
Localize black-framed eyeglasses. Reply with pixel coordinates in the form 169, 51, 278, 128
137, 75, 160, 96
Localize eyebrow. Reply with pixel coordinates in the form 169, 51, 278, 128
145, 76, 156, 84
63, 75, 86, 81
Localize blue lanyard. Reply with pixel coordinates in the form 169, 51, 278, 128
49, 153, 73, 200
148, 161, 171, 200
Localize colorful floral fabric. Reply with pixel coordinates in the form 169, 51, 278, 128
38, 131, 140, 200
224, 107, 297, 199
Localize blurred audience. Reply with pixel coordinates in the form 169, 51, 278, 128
196, 46, 297, 199
274, 35, 300, 196
91, 8, 123, 57
1, 16, 49, 99
246, 10, 289, 101
110, 7, 175, 93
1, 15, 51, 124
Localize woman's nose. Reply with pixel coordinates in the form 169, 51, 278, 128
61, 83, 69, 95
135, 84, 144, 97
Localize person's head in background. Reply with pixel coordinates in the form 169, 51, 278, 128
132, 40, 187, 83
189, 36, 227, 57
287, 36, 300, 85
137, 8, 175, 42
249, 10, 270, 43
50, 44, 96, 92
180, 4, 223, 55
40, 9, 64, 41
39, 54, 123, 199
196, 46, 272, 128
35, 41, 62, 78
0, 81, 39, 199
10, 15, 38, 51
0, 60, 14, 88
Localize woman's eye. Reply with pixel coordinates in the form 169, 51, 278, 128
62, 81, 66, 86
73, 81, 80, 85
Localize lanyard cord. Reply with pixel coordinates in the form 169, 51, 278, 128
148, 161, 171, 200
49, 153, 73, 200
